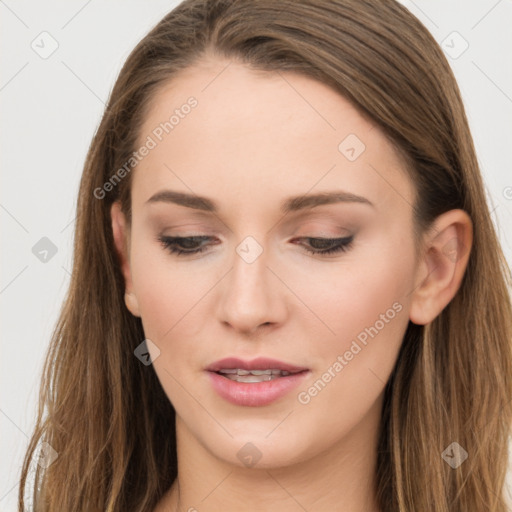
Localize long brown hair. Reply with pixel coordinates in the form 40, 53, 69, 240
19, 1, 512, 510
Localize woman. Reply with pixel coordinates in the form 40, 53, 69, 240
19, 0, 512, 511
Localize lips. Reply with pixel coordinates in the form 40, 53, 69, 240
216, 368, 292, 382
205, 357, 310, 407
205, 357, 308, 374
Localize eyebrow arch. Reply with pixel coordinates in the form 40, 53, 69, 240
283, 191, 373, 212
145, 189, 374, 213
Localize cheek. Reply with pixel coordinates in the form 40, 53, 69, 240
289, 257, 411, 454
129, 235, 226, 382
129, 234, 194, 340
297, 242, 413, 348
292, 237, 414, 408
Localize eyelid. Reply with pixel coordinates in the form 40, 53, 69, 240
157, 233, 355, 258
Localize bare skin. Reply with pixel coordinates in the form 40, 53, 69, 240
111, 55, 472, 512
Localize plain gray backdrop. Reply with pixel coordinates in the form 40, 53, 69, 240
1, 1, 511, 510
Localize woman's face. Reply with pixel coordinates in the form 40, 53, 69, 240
114, 57, 422, 468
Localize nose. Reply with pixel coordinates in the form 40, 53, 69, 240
216, 242, 287, 336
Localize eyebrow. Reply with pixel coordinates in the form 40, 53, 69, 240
145, 189, 374, 213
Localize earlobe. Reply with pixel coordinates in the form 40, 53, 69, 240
409, 209, 473, 325
111, 201, 141, 318
124, 291, 141, 318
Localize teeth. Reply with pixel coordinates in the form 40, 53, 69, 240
247, 369, 272, 375
226, 374, 274, 383
216, 368, 296, 382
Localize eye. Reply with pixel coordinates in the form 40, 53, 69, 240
296, 236, 354, 255
157, 235, 213, 256
157, 235, 354, 257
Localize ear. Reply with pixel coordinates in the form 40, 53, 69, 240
111, 201, 141, 317
409, 209, 473, 325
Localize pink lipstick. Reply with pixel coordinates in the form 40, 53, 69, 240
205, 357, 310, 407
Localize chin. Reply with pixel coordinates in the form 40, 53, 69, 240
202, 427, 315, 470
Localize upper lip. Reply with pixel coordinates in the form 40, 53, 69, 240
205, 357, 308, 373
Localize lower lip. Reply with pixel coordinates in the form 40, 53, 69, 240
206, 370, 310, 407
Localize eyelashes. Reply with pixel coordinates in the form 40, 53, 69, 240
158, 235, 212, 256
299, 236, 354, 255
157, 235, 354, 257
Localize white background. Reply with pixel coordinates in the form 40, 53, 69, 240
1, 0, 511, 509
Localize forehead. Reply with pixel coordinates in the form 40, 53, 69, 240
131, 58, 414, 217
